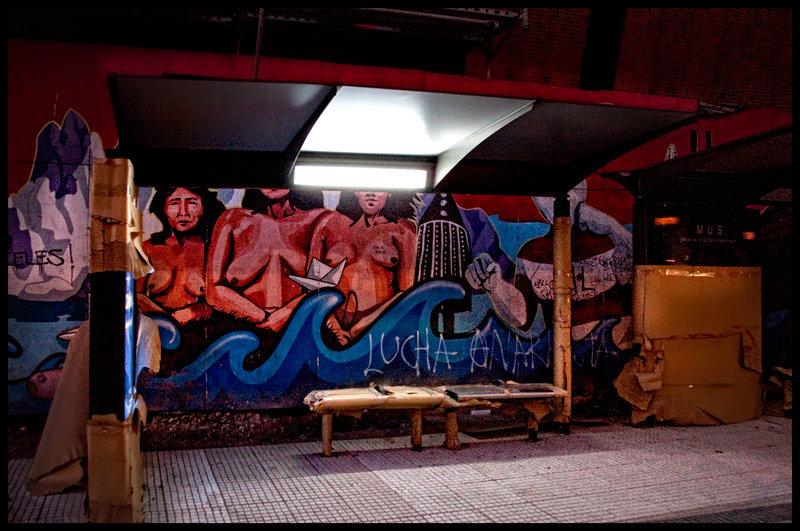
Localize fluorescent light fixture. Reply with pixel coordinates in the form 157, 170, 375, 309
301, 86, 533, 156
293, 164, 428, 190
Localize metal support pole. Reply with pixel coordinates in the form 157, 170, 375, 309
444, 409, 461, 450
552, 196, 572, 430
410, 409, 423, 451
254, 8, 265, 79
526, 411, 539, 441
321, 413, 333, 457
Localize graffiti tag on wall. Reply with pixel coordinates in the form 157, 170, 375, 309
8, 111, 100, 413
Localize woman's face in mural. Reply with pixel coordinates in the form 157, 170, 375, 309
165, 188, 204, 232
355, 191, 390, 216
260, 188, 291, 200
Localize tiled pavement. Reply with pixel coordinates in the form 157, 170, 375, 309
8, 414, 792, 524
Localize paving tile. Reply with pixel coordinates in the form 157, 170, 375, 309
215, 477, 284, 506
38, 491, 86, 523
479, 501, 559, 522
7, 458, 86, 524
284, 495, 361, 523
12, 494, 46, 524
226, 501, 297, 523
339, 488, 423, 522
164, 504, 232, 523
390, 485, 478, 516
704, 444, 793, 471
309, 470, 384, 495
423, 507, 490, 522
404, 462, 489, 486
447, 477, 523, 509
305, 452, 372, 475
8, 459, 41, 523
502, 472, 582, 502
248, 450, 320, 479
204, 446, 262, 477
8, 416, 792, 524
271, 475, 338, 503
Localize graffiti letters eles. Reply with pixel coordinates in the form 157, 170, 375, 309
8, 111, 98, 414
8, 248, 68, 267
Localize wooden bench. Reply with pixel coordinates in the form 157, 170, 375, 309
303, 381, 568, 456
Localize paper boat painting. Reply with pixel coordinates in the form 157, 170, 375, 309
289, 258, 347, 291
57, 326, 81, 342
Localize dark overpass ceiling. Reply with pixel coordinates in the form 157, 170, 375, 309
604, 125, 792, 205
13, 8, 788, 199
7, 7, 525, 75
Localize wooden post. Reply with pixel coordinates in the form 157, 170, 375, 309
410, 409, 423, 451
444, 409, 460, 450
86, 159, 148, 522
552, 197, 572, 430
321, 413, 333, 457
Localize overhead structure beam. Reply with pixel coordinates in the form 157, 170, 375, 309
435, 102, 700, 197
107, 76, 338, 188
107, 61, 703, 195
435, 100, 535, 186
607, 125, 792, 204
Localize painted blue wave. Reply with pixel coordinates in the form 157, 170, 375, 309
157, 281, 464, 392
147, 280, 626, 398
147, 313, 182, 350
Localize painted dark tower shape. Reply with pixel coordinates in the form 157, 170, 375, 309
415, 193, 472, 284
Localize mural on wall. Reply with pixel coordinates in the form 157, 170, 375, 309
134, 182, 637, 410
8, 110, 102, 414
6, 112, 637, 413
7, 111, 735, 415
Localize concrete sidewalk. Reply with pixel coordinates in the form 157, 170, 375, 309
8, 413, 792, 523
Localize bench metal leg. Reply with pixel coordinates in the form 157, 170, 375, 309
444, 409, 460, 450
527, 412, 539, 441
410, 410, 423, 451
321, 413, 333, 457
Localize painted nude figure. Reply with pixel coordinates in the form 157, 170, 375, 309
308, 190, 417, 345
137, 187, 224, 325
205, 188, 327, 368
137, 186, 225, 374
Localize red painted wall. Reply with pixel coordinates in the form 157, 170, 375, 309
8, 37, 792, 415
